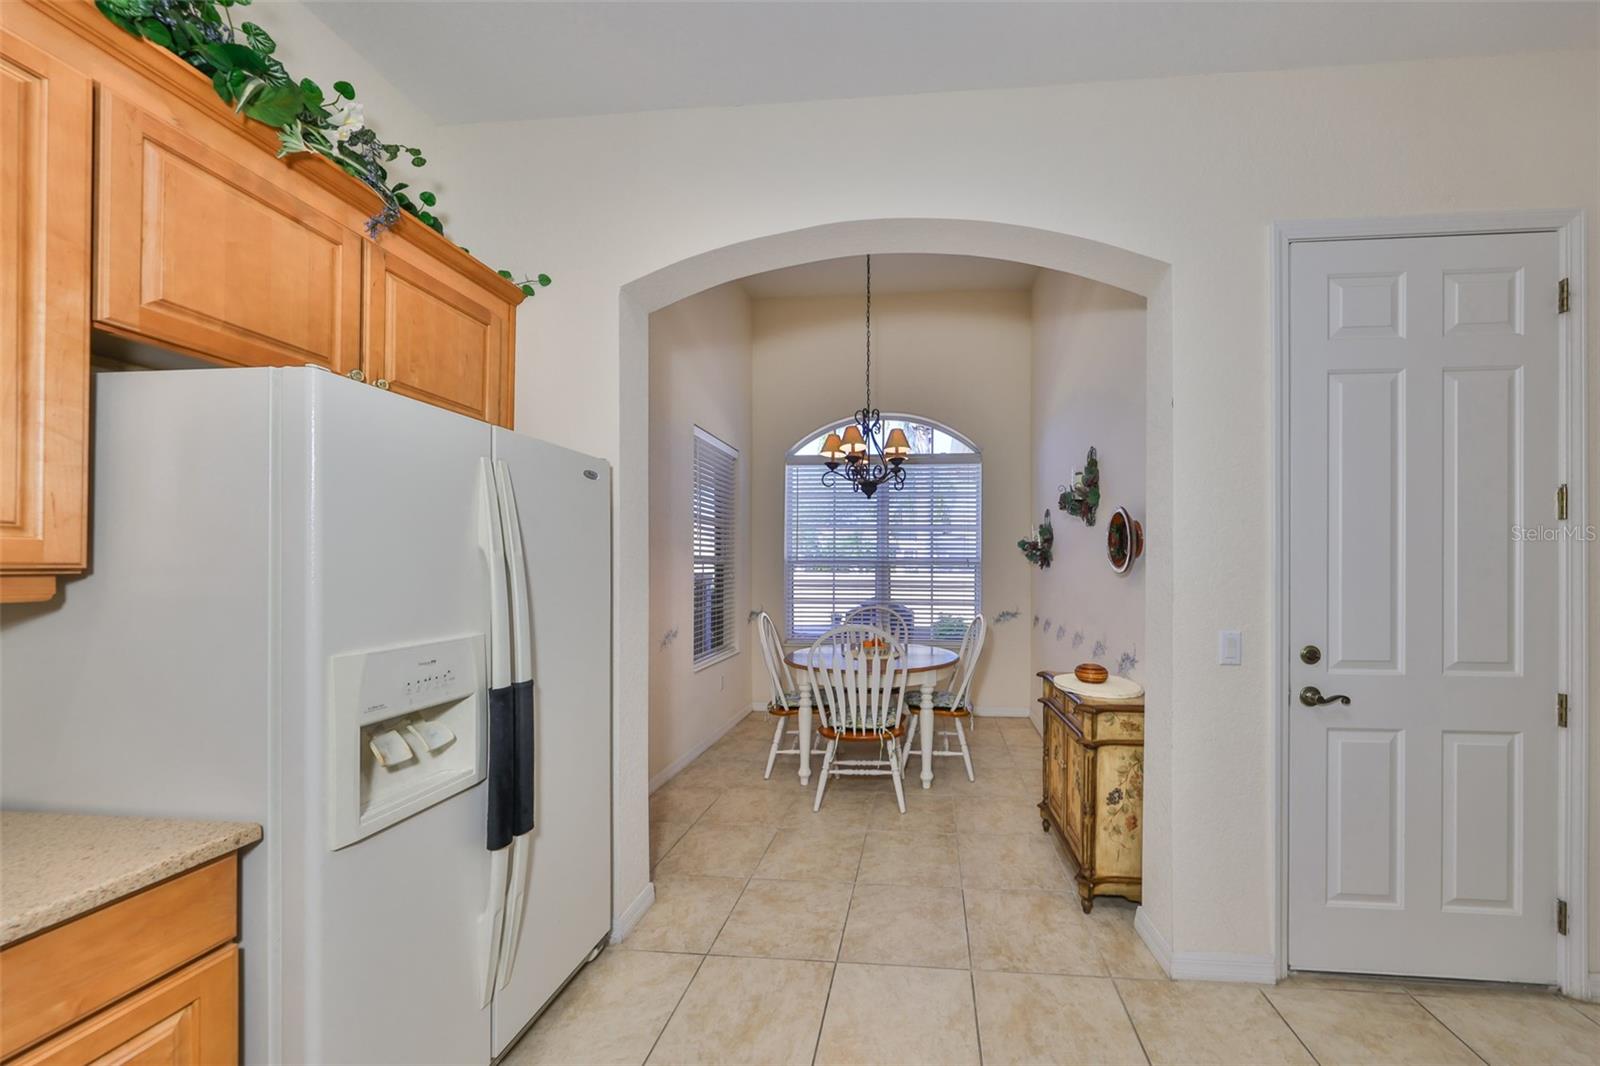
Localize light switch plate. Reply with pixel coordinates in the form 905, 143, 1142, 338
1218, 629, 1242, 666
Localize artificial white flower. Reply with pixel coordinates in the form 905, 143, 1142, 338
330, 101, 365, 143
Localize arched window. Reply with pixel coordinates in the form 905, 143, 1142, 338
785, 415, 981, 642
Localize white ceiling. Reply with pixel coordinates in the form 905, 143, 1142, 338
303, 1, 1598, 124
739, 254, 1039, 299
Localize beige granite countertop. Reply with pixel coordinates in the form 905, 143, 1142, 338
0, 811, 261, 946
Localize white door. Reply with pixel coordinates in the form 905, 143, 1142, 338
489, 428, 614, 1055
1287, 231, 1562, 982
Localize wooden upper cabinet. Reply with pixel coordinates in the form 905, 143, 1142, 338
365, 240, 515, 427
0, 31, 92, 601
94, 89, 363, 373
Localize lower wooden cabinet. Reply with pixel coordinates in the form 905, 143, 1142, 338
0, 856, 241, 1065
0, 30, 92, 603
10, 947, 237, 1066
1037, 672, 1145, 912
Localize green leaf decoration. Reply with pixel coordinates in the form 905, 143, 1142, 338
418, 191, 436, 207
537, 274, 551, 287
520, 284, 535, 297
332, 80, 355, 99
102, 0, 154, 16
299, 78, 323, 107
134, 18, 174, 48
410, 156, 426, 167
240, 21, 274, 53
243, 83, 307, 127
497, 270, 514, 279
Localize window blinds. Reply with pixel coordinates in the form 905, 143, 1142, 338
784, 459, 981, 642
692, 429, 738, 664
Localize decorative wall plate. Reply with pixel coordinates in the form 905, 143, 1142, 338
1107, 507, 1144, 573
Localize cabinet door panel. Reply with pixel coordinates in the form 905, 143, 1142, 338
0, 31, 91, 585
95, 91, 361, 372
365, 242, 511, 425
12, 946, 238, 1066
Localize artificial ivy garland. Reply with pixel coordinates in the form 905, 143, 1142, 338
94, 0, 549, 297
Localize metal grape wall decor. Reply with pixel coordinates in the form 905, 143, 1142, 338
1018, 510, 1054, 569
1059, 446, 1101, 526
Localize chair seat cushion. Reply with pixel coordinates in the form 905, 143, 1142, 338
769, 690, 828, 713
904, 689, 970, 712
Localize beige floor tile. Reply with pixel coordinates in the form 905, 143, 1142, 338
1413, 992, 1600, 1065
783, 790, 877, 830
869, 791, 958, 833
959, 832, 1073, 891
815, 962, 980, 1066
698, 786, 802, 827
973, 971, 1147, 1065
955, 794, 1050, 835
964, 889, 1105, 976
650, 821, 692, 869
1568, 998, 1600, 1025
646, 955, 833, 1066
503, 948, 701, 1066
753, 826, 866, 882
710, 878, 852, 961
649, 784, 722, 824
1115, 979, 1314, 1065
620, 876, 745, 954
856, 830, 961, 887
652, 823, 776, 879
1084, 898, 1166, 980
1267, 988, 1480, 1064
839, 883, 970, 969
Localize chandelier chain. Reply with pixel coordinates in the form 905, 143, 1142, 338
864, 255, 872, 413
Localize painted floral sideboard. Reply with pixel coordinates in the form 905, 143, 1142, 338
1036, 672, 1144, 912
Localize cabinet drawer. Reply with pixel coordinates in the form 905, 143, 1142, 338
94, 90, 362, 372
9, 945, 237, 1066
0, 856, 237, 1058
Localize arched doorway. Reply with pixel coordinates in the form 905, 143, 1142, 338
611, 219, 1174, 938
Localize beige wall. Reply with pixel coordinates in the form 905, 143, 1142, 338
1029, 273, 1148, 722
749, 289, 1035, 714
432, 49, 1599, 968
647, 283, 753, 783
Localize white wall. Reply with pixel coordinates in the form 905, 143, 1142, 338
647, 283, 753, 784
749, 289, 1034, 714
428, 50, 1599, 971
1030, 273, 1148, 723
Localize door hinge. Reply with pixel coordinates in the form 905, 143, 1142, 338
1558, 277, 1570, 313
1557, 692, 1568, 728
1556, 483, 1568, 521
1557, 898, 1568, 936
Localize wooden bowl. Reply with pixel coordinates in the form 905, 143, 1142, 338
1074, 663, 1109, 684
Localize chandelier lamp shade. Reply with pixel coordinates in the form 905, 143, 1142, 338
819, 256, 910, 498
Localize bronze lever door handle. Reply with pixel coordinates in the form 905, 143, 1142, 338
1299, 686, 1351, 707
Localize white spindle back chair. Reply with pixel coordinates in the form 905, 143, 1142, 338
806, 623, 910, 813
757, 611, 821, 778
842, 603, 913, 648
903, 614, 988, 780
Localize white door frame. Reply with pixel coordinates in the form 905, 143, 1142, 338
1271, 209, 1589, 997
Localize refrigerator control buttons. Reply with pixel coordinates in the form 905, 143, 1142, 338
368, 729, 416, 768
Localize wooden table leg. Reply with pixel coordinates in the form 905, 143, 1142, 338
919, 677, 935, 789
797, 686, 812, 787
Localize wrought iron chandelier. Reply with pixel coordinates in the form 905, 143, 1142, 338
818, 256, 910, 498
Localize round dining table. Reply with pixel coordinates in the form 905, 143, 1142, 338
783, 643, 959, 789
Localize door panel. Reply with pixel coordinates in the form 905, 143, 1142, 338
95, 91, 362, 371
1288, 231, 1559, 982
0, 32, 90, 581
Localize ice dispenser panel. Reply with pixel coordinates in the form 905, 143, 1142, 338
327, 635, 486, 850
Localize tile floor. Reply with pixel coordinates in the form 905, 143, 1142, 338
505, 713, 1600, 1065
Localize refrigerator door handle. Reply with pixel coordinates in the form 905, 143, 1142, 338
476, 458, 515, 1006
492, 460, 536, 989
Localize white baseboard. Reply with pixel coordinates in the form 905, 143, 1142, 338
649, 704, 755, 793
612, 880, 655, 941
1134, 907, 1276, 984
1134, 907, 1174, 975
1585, 972, 1599, 1002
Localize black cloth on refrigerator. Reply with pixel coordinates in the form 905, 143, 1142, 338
487, 684, 517, 851
512, 678, 536, 835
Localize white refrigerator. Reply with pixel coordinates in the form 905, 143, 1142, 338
0, 367, 613, 1065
